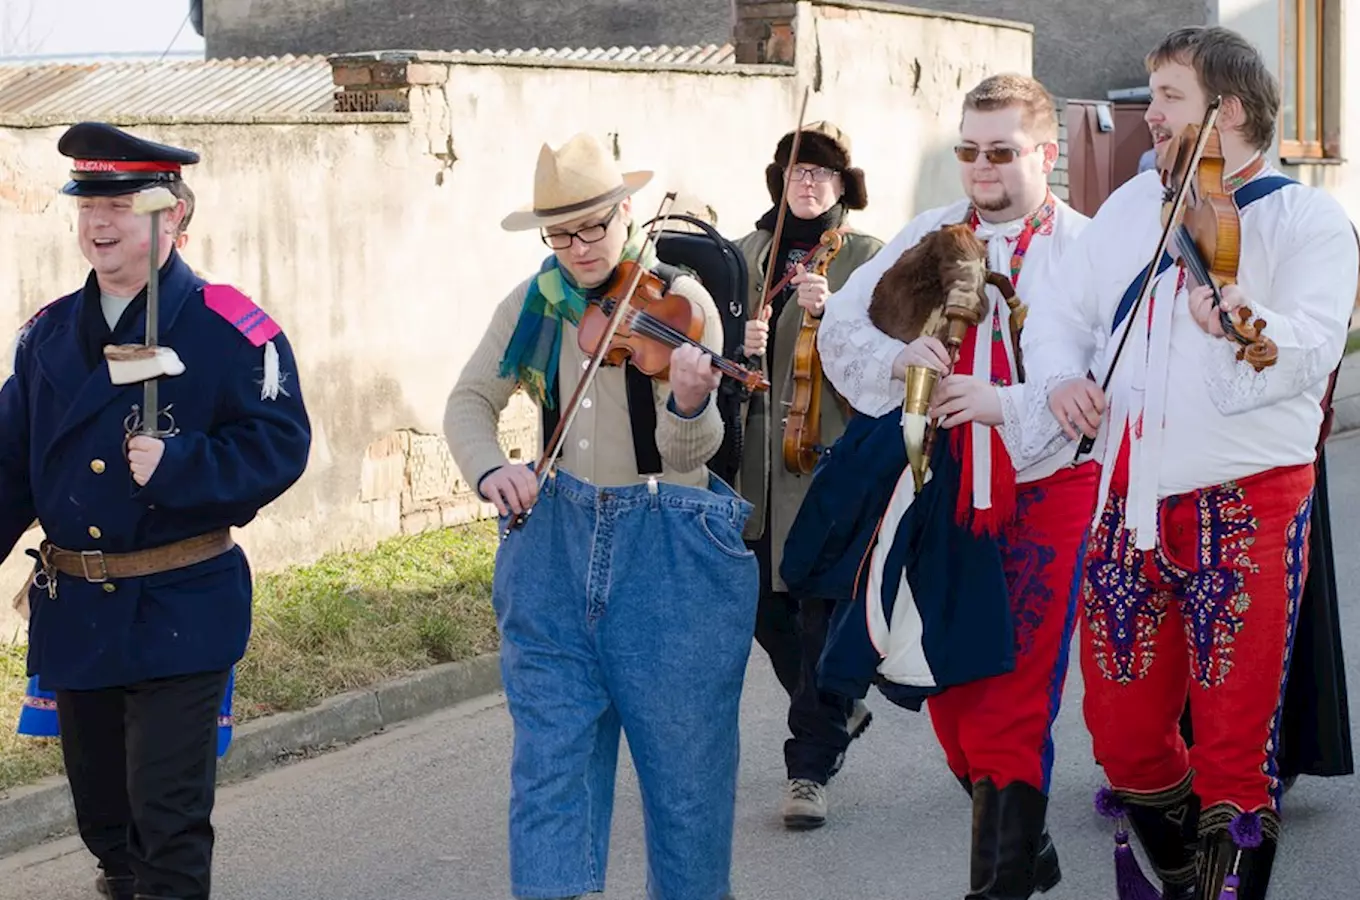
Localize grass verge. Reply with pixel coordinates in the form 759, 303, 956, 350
0, 521, 500, 796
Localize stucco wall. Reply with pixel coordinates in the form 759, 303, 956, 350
0, 1, 1031, 642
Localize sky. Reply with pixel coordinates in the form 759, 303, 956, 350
0, 0, 205, 61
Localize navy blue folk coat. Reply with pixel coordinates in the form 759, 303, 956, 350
783, 413, 1013, 712
0, 250, 311, 690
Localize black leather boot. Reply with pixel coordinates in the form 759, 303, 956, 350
1196, 805, 1279, 900
966, 778, 1050, 899
957, 775, 1061, 893
1097, 776, 1200, 899
100, 876, 134, 900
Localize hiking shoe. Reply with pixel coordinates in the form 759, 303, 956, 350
782, 778, 828, 830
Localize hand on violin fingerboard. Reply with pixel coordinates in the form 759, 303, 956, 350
1188, 283, 1245, 338
669, 344, 722, 416
790, 265, 832, 318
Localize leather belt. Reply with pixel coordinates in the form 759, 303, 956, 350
39, 529, 235, 585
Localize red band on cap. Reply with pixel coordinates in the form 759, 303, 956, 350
73, 159, 181, 174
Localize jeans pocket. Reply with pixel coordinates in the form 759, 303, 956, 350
697, 510, 756, 560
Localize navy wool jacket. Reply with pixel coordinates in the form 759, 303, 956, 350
782, 413, 1014, 711
0, 251, 312, 691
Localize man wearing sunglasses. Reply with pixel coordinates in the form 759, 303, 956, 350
443, 132, 757, 900
817, 74, 1093, 898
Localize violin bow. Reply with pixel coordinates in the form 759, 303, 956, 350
753, 85, 813, 324
504, 191, 678, 537
1073, 96, 1222, 459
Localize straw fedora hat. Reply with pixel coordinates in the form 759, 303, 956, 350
501, 133, 654, 232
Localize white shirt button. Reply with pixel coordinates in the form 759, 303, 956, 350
582, 360, 590, 370
582, 398, 593, 409
578, 439, 589, 450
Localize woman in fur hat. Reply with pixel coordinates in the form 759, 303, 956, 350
732, 121, 884, 830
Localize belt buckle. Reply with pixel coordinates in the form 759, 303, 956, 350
80, 550, 109, 584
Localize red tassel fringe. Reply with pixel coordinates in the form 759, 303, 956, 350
951, 427, 1018, 536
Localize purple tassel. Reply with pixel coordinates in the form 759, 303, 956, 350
1227, 812, 1264, 849
1216, 812, 1262, 899
1115, 829, 1164, 900
1096, 786, 1129, 819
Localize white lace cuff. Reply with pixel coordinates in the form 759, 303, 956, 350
1202, 334, 1321, 416
818, 314, 905, 417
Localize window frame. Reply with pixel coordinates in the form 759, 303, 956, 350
1279, 0, 1334, 160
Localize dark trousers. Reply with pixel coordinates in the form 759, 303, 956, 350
753, 527, 855, 784
56, 670, 231, 900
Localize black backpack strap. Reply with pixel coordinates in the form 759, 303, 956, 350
625, 366, 663, 475
539, 290, 667, 478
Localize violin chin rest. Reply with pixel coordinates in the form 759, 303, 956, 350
103, 344, 186, 385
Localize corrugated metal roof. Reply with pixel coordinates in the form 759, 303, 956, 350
0, 55, 335, 118
466, 44, 737, 65
0, 44, 737, 119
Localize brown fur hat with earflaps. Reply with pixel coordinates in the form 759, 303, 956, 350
765, 120, 867, 210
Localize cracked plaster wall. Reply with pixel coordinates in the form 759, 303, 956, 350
0, 2, 1029, 642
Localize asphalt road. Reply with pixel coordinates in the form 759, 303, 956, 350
3, 434, 1360, 899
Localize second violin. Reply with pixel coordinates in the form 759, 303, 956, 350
781, 227, 845, 475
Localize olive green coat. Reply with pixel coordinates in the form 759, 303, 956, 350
733, 227, 884, 593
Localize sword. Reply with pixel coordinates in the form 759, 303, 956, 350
118, 186, 182, 437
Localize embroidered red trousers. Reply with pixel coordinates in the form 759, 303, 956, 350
927, 461, 1099, 793
1080, 454, 1316, 816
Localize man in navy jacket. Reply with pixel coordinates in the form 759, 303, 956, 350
0, 122, 311, 900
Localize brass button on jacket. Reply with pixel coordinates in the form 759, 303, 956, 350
88, 526, 102, 539
90, 459, 106, 474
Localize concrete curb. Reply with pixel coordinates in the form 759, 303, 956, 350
0, 651, 503, 858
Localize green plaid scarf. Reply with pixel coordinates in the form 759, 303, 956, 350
498, 225, 657, 408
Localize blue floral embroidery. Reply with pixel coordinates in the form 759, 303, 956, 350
1084, 494, 1167, 684
1002, 488, 1056, 656
1156, 484, 1258, 689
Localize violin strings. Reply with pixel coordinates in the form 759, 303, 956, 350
602, 301, 745, 376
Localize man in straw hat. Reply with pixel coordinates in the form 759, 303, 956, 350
732, 120, 883, 830
444, 133, 757, 900
0, 121, 311, 900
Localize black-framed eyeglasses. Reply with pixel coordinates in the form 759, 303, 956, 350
954, 145, 1042, 165
541, 206, 619, 250
788, 164, 838, 184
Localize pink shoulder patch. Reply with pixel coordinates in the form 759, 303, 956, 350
203, 284, 282, 348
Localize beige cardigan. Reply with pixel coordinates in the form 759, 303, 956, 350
444, 270, 727, 494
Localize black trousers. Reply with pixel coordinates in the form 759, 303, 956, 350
753, 521, 855, 785
55, 670, 231, 900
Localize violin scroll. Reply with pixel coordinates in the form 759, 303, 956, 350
1222, 306, 1278, 371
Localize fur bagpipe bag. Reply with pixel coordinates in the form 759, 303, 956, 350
782, 223, 1019, 711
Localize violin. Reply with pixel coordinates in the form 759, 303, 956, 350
505, 192, 766, 538
578, 259, 770, 393
1074, 96, 1277, 459
1161, 124, 1278, 371
781, 228, 845, 475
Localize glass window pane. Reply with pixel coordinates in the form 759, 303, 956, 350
1305, 0, 1320, 142
1282, 0, 1298, 141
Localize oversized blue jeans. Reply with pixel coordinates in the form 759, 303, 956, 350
492, 469, 758, 900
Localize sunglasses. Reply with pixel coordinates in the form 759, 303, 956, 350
953, 145, 1042, 165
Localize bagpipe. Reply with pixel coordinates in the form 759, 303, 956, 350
781, 221, 1020, 710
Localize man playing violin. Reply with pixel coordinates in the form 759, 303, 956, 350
1028, 26, 1358, 900
733, 120, 884, 830
817, 74, 1092, 898
443, 132, 758, 900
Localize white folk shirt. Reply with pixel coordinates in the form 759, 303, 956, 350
818, 196, 1091, 491
1021, 162, 1358, 551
